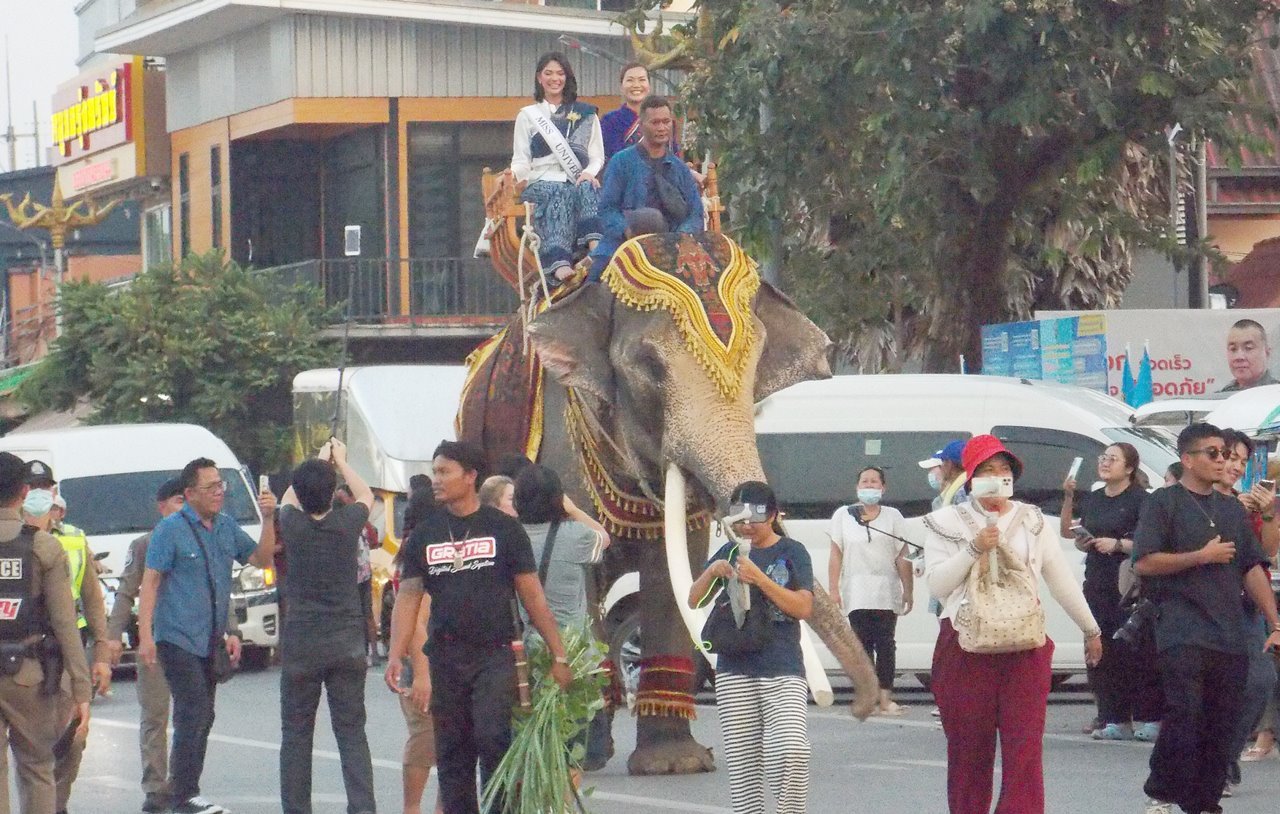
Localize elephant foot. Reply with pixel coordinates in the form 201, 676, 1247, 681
627, 734, 716, 775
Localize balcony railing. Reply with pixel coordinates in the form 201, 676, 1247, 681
257, 257, 520, 327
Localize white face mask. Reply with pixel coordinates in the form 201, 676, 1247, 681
927, 471, 943, 491
856, 488, 883, 506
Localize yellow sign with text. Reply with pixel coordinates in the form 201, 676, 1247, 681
51, 67, 127, 158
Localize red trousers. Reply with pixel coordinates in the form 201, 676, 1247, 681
932, 620, 1055, 814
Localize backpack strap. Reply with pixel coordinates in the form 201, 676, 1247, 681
537, 520, 562, 587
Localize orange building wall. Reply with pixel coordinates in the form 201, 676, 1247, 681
170, 119, 231, 261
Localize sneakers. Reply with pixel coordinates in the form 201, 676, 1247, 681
171, 797, 227, 814
1133, 721, 1161, 742
1092, 722, 1134, 740
1143, 799, 1173, 814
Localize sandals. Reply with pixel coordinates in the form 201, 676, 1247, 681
1240, 743, 1276, 762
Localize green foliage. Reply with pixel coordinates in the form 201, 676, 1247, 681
481, 626, 609, 814
17, 252, 334, 473
686, 0, 1279, 369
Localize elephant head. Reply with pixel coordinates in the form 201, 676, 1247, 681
527, 234, 832, 517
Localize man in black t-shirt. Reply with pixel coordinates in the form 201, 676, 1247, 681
1133, 423, 1280, 814
385, 441, 571, 814
277, 439, 376, 814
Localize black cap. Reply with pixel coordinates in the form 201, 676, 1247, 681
155, 477, 184, 502
24, 459, 55, 487
0, 453, 25, 495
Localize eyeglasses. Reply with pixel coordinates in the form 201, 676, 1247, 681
195, 481, 227, 494
1097, 455, 1121, 465
1187, 447, 1227, 461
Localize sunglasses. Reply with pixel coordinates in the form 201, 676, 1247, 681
1187, 447, 1228, 461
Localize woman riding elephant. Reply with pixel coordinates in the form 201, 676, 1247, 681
511, 52, 604, 286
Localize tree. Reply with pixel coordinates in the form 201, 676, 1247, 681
17, 252, 334, 473
681, 0, 1277, 370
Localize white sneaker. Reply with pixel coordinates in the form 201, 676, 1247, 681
173, 797, 228, 814
1143, 800, 1173, 814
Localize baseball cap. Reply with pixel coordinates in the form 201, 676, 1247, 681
917, 452, 944, 469
155, 477, 184, 502
918, 439, 968, 469
24, 459, 55, 487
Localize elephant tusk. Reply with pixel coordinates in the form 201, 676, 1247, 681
799, 625, 834, 706
663, 464, 717, 670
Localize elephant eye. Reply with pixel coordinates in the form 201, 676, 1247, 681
635, 347, 666, 381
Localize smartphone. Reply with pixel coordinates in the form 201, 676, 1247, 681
258, 475, 270, 495
1067, 457, 1083, 481
1261, 479, 1276, 491
1071, 523, 1093, 541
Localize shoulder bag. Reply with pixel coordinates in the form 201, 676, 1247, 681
182, 515, 235, 683
699, 545, 773, 656
952, 505, 1046, 655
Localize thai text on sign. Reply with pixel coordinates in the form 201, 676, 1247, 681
51, 68, 125, 158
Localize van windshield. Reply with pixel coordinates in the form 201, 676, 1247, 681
58, 469, 259, 536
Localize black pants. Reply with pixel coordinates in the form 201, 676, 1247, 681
157, 642, 217, 803
1088, 591, 1163, 724
848, 609, 897, 690
430, 641, 516, 814
1145, 645, 1248, 813
280, 654, 375, 814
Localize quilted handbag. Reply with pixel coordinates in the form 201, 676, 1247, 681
954, 505, 1046, 655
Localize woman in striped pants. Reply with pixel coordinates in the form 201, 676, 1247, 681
689, 481, 814, 814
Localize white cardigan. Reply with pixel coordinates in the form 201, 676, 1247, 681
923, 501, 1099, 637
510, 101, 605, 185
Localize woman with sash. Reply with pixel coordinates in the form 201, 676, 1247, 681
511, 52, 604, 284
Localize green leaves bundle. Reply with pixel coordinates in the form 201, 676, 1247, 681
480, 626, 609, 814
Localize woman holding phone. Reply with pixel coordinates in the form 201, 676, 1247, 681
1060, 442, 1155, 741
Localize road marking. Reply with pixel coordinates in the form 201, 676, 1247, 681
93, 717, 732, 813
810, 708, 1152, 748
890, 758, 947, 768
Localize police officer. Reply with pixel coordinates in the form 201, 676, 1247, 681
106, 478, 186, 813
0, 452, 91, 814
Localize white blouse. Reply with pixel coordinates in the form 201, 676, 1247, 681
510, 101, 605, 185
829, 505, 909, 612
923, 501, 1099, 636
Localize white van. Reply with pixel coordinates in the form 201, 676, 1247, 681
605, 374, 1178, 690
0, 424, 277, 662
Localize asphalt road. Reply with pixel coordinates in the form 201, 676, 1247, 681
64, 669, 1278, 814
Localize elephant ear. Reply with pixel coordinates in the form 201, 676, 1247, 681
527, 283, 615, 405
754, 281, 833, 401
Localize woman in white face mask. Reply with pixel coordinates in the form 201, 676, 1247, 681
827, 466, 912, 715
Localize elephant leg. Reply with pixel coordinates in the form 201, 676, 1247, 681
628, 540, 716, 776
808, 584, 879, 720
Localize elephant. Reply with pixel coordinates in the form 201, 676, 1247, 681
459, 232, 878, 775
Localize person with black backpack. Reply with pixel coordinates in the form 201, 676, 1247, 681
688, 481, 813, 814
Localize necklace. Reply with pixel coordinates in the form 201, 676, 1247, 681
446, 516, 473, 571
1181, 485, 1217, 530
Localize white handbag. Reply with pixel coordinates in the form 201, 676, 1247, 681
953, 505, 1046, 655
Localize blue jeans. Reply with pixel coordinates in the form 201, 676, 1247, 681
157, 642, 217, 803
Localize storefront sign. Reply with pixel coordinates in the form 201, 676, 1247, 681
69, 159, 118, 192
981, 315, 1109, 392
51, 62, 133, 163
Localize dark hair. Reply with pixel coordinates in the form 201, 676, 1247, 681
639, 94, 671, 118
496, 454, 534, 480
533, 52, 578, 105
730, 480, 784, 535
1177, 422, 1223, 456
0, 453, 26, 505
514, 465, 568, 524
408, 473, 431, 495
432, 440, 488, 486
619, 61, 648, 83
857, 466, 887, 486
293, 459, 338, 515
1107, 442, 1140, 478
1231, 318, 1268, 343
155, 477, 184, 502
625, 207, 668, 237
1166, 462, 1184, 480
180, 457, 219, 490
401, 488, 437, 541
1222, 428, 1255, 457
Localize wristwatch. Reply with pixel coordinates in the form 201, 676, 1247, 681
554, 655, 569, 665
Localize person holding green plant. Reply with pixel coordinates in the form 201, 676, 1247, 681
688, 481, 814, 814
384, 441, 571, 814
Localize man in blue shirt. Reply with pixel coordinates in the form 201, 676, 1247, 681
588, 95, 704, 280
138, 457, 277, 814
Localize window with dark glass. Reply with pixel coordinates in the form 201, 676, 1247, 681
178, 153, 190, 258
210, 146, 222, 249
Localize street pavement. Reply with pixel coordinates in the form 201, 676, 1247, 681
66, 668, 1278, 814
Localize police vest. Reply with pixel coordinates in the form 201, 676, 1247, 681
0, 527, 44, 643
55, 525, 88, 629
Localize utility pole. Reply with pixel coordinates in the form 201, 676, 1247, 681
4, 38, 15, 173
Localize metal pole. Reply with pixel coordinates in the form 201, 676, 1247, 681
1195, 137, 1210, 309
31, 101, 39, 167
1168, 127, 1181, 308
4, 38, 16, 172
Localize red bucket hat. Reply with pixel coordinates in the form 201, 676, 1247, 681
962, 434, 1024, 483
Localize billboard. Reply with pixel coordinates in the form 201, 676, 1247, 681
981, 315, 1109, 391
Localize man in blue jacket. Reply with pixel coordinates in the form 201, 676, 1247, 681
589, 94, 704, 280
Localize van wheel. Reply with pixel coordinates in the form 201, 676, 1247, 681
606, 608, 713, 705
239, 646, 271, 672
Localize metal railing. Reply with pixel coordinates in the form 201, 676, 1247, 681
258, 257, 519, 326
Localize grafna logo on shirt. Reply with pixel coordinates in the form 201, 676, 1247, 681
0, 598, 21, 620
425, 538, 497, 575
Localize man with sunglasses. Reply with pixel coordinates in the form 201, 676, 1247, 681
138, 458, 277, 814
1133, 423, 1280, 814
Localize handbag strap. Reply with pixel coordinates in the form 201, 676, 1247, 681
956, 503, 1031, 583
537, 520, 562, 586
181, 513, 224, 641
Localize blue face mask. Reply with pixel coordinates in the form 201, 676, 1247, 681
856, 488, 883, 506
927, 471, 942, 491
